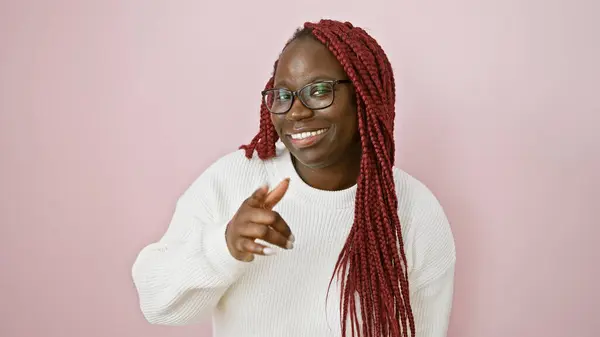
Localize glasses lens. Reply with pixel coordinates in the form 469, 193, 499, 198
264, 89, 292, 114
300, 82, 334, 110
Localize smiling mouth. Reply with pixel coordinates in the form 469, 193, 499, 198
287, 128, 330, 148
289, 128, 328, 140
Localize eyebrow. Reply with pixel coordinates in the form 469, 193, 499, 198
273, 75, 338, 90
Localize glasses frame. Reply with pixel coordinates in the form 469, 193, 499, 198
261, 79, 352, 114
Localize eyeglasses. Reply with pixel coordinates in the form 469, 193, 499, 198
261, 79, 351, 114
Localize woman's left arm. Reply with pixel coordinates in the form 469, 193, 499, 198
410, 262, 456, 337
402, 176, 457, 337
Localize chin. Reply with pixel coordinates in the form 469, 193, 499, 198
290, 148, 334, 169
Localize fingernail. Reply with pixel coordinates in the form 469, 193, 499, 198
286, 241, 294, 250
263, 247, 276, 256
289, 234, 296, 243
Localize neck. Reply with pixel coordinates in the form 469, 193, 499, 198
292, 146, 362, 191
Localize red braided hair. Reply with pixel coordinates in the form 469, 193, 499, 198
240, 19, 414, 337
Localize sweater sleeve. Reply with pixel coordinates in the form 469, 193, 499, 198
405, 177, 457, 337
409, 263, 455, 336
131, 177, 249, 325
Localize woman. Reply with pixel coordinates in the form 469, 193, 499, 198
132, 19, 456, 337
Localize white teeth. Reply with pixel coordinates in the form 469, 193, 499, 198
290, 128, 328, 140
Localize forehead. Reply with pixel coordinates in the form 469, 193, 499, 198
274, 38, 347, 89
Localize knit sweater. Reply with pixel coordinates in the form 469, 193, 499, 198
131, 143, 456, 337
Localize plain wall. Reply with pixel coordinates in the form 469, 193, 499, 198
1, 1, 598, 337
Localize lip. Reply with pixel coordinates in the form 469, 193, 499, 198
286, 127, 330, 149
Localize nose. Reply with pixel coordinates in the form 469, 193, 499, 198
286, 97, 314, 121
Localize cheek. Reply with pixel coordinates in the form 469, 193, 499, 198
270, 115, 284, 136
270, 115, 278, 130
342, 104, 359, 135
323, 108, 358, 145
342, 108, 360, 144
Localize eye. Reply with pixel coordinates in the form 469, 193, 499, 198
309, 83, 333, 97
275, 90, 292, 101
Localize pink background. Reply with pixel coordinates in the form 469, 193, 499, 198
1, 1, 598, 337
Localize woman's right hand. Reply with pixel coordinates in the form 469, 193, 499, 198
225, 178, 294, 262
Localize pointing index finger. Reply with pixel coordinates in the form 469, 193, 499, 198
263, 178, 290, 210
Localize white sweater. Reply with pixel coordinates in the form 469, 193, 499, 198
131, 143, 456, 337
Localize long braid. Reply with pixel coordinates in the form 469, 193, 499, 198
240, 19, 414, 337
